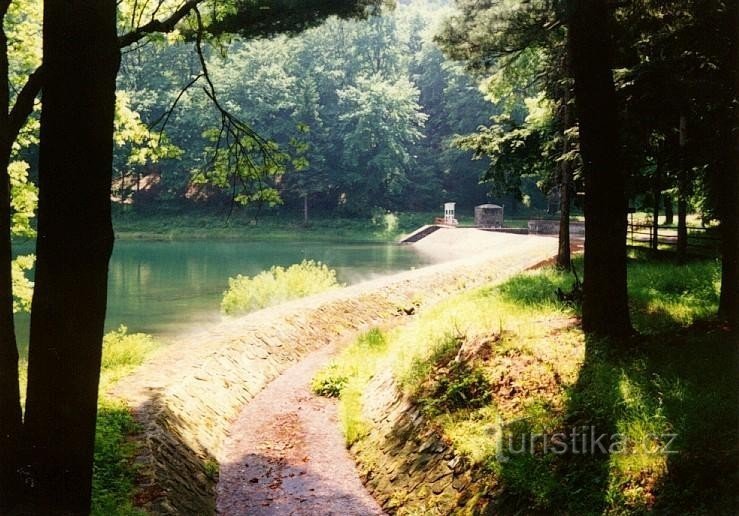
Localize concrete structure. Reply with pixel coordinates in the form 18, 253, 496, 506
443, 202, 457, 225
474, 204, 504, 228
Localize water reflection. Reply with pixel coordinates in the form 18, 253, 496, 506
15, 239, 429, 352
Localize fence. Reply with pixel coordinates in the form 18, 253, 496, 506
627, 223, 721, 256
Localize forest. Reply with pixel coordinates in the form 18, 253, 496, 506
0, 0, 736, 514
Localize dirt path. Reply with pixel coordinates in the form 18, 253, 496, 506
216, 340, 384, 515
113, 232, 558, 514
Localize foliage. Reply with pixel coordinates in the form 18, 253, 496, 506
100, 326, 160, 387
91, 401, 146, 516
10, 254, 34, 314
311, 362, 349, 398
312, 327, 389, 443
114, 1, 494, 213
221, 259, 340, 314
329, 255, 733, 513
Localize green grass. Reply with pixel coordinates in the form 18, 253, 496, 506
17, 326, 160, 516
113, 210, 446, 242
310, 328, 390, 444
222, 260, 341, 315
112, 209, 553, 241
316, 254, 736, 514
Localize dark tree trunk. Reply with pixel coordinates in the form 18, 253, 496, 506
0, 2, 23, 509
676, 114, 689, 258
664, 194, 674, 225
718, 1, 739, 327
303, 193, 309, 226
568, 0, 632, 337
651, 159, 662, 251
557, 72, 574, 270
22, 0, 119, 512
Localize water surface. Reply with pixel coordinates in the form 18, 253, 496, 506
15, 239, 430, 350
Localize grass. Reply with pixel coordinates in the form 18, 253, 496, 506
113, 209, 447, 242
316, 253, 736, 514
112, 209, 551, 242
221, 260, 341, 315
17, 326, 160, 516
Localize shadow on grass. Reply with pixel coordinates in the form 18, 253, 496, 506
489, 336, 619, 515
490, 325, 736, 514
483, 255, 733, 513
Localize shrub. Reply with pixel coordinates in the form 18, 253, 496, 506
221, 259, 341, 315
311, 362, 349, 397
99, 325, 159, 388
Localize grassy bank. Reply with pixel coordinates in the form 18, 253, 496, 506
18, 326, 161, 516
316, 253, 736, 514
113, 211, 440, 242
112, 210, 543, 241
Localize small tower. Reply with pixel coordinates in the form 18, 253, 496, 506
444, 202, 457, 226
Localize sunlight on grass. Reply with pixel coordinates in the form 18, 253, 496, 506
315, 254, 733, 513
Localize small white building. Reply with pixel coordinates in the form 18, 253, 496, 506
443, 202, 457, 226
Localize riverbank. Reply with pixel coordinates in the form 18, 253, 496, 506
109, 233, 557, 514
113, 211, 436, 242
317, 252, 735, 514
112, 210, 538, 242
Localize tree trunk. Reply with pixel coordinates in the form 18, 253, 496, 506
651, 159, 662, 251
557, 72, 573, 270
22, 0, 119, 512
303, 193, 309, 226
0, 2, 23, 508
676, 113, 688, 258
568, 0, 632, 337
664, 194, 674, 225
718, 0, 739, 327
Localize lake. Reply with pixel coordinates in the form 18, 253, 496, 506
14, 239, 432, 350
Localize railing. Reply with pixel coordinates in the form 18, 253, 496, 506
627, 223, 720, 256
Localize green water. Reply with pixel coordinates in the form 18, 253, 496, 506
14, 239, 431, 349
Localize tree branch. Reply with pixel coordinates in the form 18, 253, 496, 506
118, 0, 202, 48
7, 1, 204, 150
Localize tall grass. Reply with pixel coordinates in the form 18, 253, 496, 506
221, 259, 341, 315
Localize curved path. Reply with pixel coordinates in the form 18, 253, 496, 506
216, 340, 384, 515
215, 231, 561, 515
112, 231, 558, 514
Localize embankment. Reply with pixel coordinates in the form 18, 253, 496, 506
110, 232, 557, 514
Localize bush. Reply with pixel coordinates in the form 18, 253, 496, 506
221, 259, 341, 315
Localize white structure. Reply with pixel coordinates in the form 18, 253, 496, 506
444, 202, 457, 225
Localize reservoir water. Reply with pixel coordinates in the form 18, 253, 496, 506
14, 239, 431, 351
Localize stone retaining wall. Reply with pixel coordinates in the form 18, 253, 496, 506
110, 235, 557, 514
352, 372, 481, 514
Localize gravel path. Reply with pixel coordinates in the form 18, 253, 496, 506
215, 232, 561, 516
216, 340, 384, 515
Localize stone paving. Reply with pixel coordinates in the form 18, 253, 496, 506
110, 232, 558, 514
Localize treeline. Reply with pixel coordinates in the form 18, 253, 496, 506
116, 0, 501, 215
436, 0, 737, 333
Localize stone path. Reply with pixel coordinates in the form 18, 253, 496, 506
216, 341, 384, 515
111, 232, 558, 514
214, 233, 560, 516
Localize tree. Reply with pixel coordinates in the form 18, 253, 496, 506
717, 0, 738, 326
567, 0, 632, 336
19, 0, 119, 511
0, 1, 385, 511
